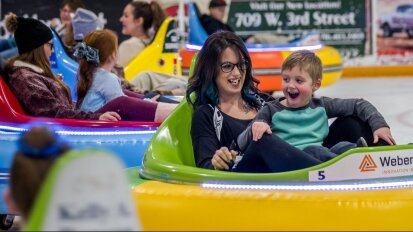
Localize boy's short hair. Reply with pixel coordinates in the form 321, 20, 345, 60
282, 50, 322, 82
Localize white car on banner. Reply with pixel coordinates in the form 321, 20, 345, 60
379, 3, 413, 38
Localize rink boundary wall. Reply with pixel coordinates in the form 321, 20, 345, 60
342, 66, 413, 78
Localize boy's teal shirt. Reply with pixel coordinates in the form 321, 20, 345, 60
272, 106, 328, 149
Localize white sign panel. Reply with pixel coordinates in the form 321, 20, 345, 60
309, 148, 413, 181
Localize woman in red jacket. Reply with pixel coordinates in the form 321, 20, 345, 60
4, 13, 119, 121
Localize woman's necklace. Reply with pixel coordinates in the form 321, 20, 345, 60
242, 101, 253, 114
219, 99, 254, 115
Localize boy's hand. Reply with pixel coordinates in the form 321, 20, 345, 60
251, 121, 272, 141
211, 147, 237, 170
373, 127, 396, 145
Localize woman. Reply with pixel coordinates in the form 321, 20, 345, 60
75, 30, 176, 122
4, 13, 119, 121
117, 1, 186, 96
118, 1, 166, 68
186, 31, 381, 173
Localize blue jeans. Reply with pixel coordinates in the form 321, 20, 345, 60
0, 38, 15, 51
303, 142, 356, 162
0, 47, 18, 60
233, 134, 322, 173
0, 38, 18, 62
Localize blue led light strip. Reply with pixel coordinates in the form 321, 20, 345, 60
0, 125, 157, 136
202, 180, 413, 191
186, 43, 323, 52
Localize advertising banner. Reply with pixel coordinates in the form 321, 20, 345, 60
376, 0, 413, 66
227, 0, 372, 60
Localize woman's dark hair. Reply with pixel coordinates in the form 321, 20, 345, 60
128, 1, 166, 34
186, 31, 260, 108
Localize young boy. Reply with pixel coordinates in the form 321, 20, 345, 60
238, 50, 395, 161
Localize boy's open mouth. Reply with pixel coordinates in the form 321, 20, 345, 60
288, 92, 299, 99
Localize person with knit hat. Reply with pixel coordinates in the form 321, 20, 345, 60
71, 8, 101, 41
4, 13, 120, 121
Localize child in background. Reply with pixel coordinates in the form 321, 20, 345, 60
71, 8, 101, 42
3, 126, 70, 222
51, 0, 86, 49
238, 50, 396, 162
70, 11, 180, 103
75, 30, 176, 122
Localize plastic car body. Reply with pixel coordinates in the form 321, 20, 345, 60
126, 97, 413, 230
124, 17, 183, 81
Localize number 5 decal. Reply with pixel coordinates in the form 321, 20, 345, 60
318, 170, 325, 180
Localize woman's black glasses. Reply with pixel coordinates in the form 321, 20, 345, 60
220, 61, 248, 73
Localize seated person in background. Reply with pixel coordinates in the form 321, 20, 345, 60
3, 126, 71, 222
118, 1, 166, 68
56, 7, 101, 59
128, 71, 187, 96
50, 0, 86, 49
199, 0, 289, 44
75, 29, 176, 122
199, 0, 234, 35
72, 8, 101, 41
4, 13, 119, 121
117, 1, 186, 96
238, 50, 396, 163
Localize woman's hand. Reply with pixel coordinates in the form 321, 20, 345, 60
373, 127, 396, 145
99, 112, 121, 121
211, 147, 237, 170
49, 18, 60, 28
251, 121, 272, 141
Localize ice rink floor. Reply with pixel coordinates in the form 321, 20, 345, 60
314, 77, 412, 145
